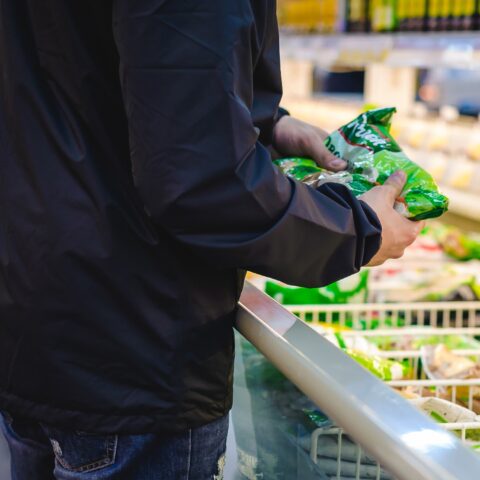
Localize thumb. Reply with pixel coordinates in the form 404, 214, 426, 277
383, 170, 407, 203
310, 144, 347, 172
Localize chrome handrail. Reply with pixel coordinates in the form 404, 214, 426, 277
236, 282, 480, 480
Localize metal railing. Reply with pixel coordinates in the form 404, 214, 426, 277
289, 301, 480, 329
236, 282, 480, 480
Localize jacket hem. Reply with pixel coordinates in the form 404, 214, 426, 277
0, 389, 232, 435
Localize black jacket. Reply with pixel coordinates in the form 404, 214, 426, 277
0, 0, 381, 433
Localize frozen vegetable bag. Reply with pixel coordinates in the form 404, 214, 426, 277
275, 107, 449, 220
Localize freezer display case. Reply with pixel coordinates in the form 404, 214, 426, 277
229, 282, 480, 479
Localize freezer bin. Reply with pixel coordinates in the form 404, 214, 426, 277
230, 282, 480, 480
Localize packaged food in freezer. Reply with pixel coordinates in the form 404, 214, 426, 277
422, 344, 479, 379
422, 345, 480, 413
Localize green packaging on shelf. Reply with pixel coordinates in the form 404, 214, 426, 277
274, 107, 449, 220
265, 270, 369, 306
428, 223, 480, 261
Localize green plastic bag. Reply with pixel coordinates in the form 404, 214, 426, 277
274, 107, 449, 220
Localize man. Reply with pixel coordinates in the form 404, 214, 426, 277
0, 1, 421, 479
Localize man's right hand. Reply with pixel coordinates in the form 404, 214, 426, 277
360, 171, 425, 266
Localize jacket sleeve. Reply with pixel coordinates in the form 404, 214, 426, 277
113, 0, 381, 288
250, 0, 285, 147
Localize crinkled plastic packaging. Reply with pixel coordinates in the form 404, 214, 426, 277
275, 107, 449, 220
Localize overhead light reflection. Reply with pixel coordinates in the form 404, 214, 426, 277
401, 429, 455, 453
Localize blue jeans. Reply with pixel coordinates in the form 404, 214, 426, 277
0, 412, 228, 479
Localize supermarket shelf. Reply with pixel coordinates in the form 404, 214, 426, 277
280, 32, 480, 68
236, 282, 480, 480
440, 186, 480, 222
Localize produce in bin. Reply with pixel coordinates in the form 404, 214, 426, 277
275, 107, 449, 220
319, 324, 380, 356
346, 349, 408, 381
422, 344, 480, 380
325, 331, 408, 381
422, 345, 480, 413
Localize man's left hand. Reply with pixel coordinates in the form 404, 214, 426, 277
272, 116, 347, 171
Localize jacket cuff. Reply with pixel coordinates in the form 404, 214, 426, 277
314, 183, 382, 270
275, 107, 290, 124
357, 199, 383, 266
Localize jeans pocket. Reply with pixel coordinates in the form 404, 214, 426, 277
42, 426, 118, 473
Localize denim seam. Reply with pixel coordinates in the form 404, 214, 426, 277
55, 435, 118, 473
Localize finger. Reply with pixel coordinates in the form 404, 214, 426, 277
416, 220, 427, 233
327, 156, 348, 172
383, 170, 407, 203
391, 248, 406, 260
412, 221, 425, 236
310, 144, 347, 171
398, 215, 422, 238
402, 218, 425, 237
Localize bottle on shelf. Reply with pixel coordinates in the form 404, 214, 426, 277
346, 0, 370, 32
318, 0, 333, 33
397, 0, 408, 31
336, 0, 348, 32
451, 0, 464, 30
370, 0, 397, 32
439, 0, 452, 31
471, 0, 480, 30
462, 0, 478, 31
427, 0, 441, 31
414, 0, 428, 31
277, 0, 323, 31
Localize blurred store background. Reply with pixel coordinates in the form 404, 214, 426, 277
278, 0, 480, 232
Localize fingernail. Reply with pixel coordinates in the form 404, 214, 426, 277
330, 159, 347, 168
393, 170, 406, 181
